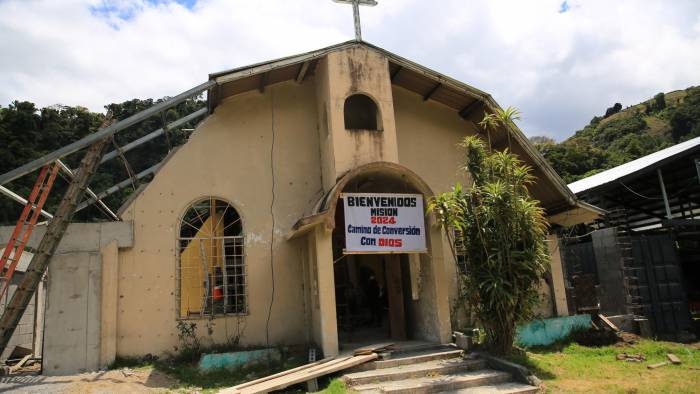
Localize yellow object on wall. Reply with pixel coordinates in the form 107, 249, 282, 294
179, 207, 223, 318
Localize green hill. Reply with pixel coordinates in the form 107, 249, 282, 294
533, 86, 700, 183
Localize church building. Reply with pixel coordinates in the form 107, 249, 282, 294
116, 40, 598, 356
1, 40, 601, 374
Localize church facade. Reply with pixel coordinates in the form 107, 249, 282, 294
103, 41, 596, 362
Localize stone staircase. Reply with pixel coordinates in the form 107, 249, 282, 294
341, 344, 539, 393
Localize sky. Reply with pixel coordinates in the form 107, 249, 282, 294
1, 0, 699, 141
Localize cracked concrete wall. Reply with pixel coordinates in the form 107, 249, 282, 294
116, 79, 322, 357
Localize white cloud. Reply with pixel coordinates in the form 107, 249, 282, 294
1, 0, 699, 140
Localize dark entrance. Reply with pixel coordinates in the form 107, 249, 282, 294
334, 253, 412, 346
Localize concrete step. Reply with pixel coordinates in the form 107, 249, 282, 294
351, 348, 464, 372
343, 358, 487, 386
350, 369, 513, 394
448, 382, 540, 393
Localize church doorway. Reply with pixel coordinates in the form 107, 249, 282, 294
330, 170, 426, 349
334, 253, 411, 347
297, 162, 453, 357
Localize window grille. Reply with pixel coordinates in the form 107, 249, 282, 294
178, 197, 246, 318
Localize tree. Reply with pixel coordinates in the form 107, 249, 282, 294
429, 110, 549, 356
604, 102, 622, 118
653, 92, 666, 111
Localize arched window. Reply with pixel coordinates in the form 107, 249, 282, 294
178, 197, 245, 318
344, 94, 381, 130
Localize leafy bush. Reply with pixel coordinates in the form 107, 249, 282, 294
430, 128, 549, 356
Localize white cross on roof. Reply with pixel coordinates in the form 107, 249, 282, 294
333, 0, 378, 41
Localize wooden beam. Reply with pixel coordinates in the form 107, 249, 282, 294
459, 99, 482, 119
423, 83, 441, 101
390, 66, 402, 82
385, 255, 406, 341
296, 61, 310, 83
259, 72, 268, 93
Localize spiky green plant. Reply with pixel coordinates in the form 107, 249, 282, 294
429, 112, 549, 356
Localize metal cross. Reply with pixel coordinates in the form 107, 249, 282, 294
333, 0, 378, 41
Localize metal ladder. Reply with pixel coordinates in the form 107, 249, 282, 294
0, 163, 60, 301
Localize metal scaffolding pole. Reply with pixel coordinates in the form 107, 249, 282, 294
0, 81, 215, 186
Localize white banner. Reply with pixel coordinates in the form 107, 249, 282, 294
342, 193, 427, 254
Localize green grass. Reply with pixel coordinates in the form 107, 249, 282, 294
511, 339, 700, 393
318, 379, 350, 394
109, 349, 305, 394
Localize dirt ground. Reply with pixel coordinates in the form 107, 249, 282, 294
0, 367, 179, 394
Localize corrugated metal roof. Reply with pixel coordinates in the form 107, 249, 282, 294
568, 135, 700, 194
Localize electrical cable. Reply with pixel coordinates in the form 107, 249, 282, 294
265, 90, 276, 350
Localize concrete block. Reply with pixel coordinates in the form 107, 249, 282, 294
0, 221, 133, 253
57, 223, 101, 252
43, 252, 102, 375
99, 221, 134, 248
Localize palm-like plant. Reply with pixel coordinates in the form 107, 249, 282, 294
430, 109, 548, 356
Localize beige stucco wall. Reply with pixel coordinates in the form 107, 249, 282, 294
323, 47, 399, 181
117, 79, 323, 356
392, 85, 477, 328
111, 46, 568, 359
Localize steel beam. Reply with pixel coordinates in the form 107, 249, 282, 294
74, 163, 162, 213
0, 80, 215, 186
56, 160, 119, 221
100, 108, 207, 164
0, 185, 53, 220
657, 169, 673, 219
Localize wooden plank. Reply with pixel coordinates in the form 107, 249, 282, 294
232, 356, 335, 390
295, 61, 310, 83
353, 342, 395, 356
386, 255, 406, 340
667, 353, 682, 365
647, 361, 669, 369
598, 314, 619, 331
232, 356, 355, 391
10, 354, 32, 373
233, 354, 378, 394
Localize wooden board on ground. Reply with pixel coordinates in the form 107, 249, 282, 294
667, 353, 682, 365
222, 353, 378, 394
353, 343, 395, 356
597, 314, 619, 332
647, 361, 669, 370
10, 354, 32, 373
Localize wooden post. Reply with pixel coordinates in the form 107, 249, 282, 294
385, 255, 406, 340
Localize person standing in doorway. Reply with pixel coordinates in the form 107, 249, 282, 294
366, 275, 382, 327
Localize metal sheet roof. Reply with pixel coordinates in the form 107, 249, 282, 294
568, 135, 700, 194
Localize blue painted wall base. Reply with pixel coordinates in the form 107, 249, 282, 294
516, 315, 591, 347
198, 348, 282, 372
